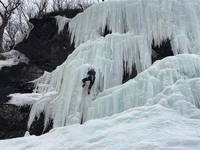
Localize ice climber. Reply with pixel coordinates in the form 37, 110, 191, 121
82, 68, 96, 94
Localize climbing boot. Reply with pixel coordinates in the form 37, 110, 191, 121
82, 82, 85, 88
88, 89, 91, 94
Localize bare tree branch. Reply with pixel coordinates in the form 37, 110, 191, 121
0, 0, 7, 10
34, 0, 48, 18
0, 0, 22, 52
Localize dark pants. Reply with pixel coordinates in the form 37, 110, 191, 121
82, 76, 95, 89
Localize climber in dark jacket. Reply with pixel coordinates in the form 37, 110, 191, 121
82, 68, 96, 94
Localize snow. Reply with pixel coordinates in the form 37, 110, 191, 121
0, 50, 29, 70
7, 93, 42, 106
8, 91, 57, 107
0, 104, 200, 150
55, 16, 71, 34
24, 131, 30, 137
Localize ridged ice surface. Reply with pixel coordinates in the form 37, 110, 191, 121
87, 54, 200, 120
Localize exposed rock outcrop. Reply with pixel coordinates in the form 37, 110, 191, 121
0, 63, 42, 104
0, 9, 81, 139
0, 105, 29, 139
0, 62, 43, 139
15, 9, 82, 72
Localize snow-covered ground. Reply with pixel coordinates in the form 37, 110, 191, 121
0, 50, 29, 70
0, 103, 200, 150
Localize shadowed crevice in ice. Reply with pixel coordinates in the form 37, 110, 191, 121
152, 39, 174, 63
123, 39, 174, 83
122, 61, 137, 83
101, 25, 112, 37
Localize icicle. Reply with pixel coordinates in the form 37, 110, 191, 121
69, 0, 200, 55
55, 16, 70, 34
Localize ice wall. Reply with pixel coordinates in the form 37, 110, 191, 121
28, 33, 152, 129
86, 54, 200, 120
26, 0, 200, 130
69, 0, 200, 54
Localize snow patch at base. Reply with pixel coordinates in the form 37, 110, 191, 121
0, 104, 200, 150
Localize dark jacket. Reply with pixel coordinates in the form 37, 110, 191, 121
87, 69, 96, 82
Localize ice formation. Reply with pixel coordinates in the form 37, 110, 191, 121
87, 54, 200, 120
28, 33, 153, 129
55, 16, 71, 34
69, 0, 200, 54
7, 92, 57, 106
9, 0, 200, 131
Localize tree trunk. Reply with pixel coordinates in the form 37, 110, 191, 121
0, 28, 4, 53
0, 18, 9, 53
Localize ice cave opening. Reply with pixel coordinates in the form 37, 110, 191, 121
122, 62, 137, 83
123, 39, 174, 84
152, 39, 174, 63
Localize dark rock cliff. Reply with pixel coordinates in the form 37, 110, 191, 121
0, 62, 43, 139
0, 9, 81, 139
15, 8, 82, 72
15, 18, 72, 72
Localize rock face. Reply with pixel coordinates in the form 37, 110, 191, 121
0, 9, 81, 139
0, 62, 43, 139
0, 105, 29, 139
0, 63, 42, 104
15, 18, 70, 71
15, 9, 82, 72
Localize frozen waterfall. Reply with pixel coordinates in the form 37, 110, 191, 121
8, 0, 200, 130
